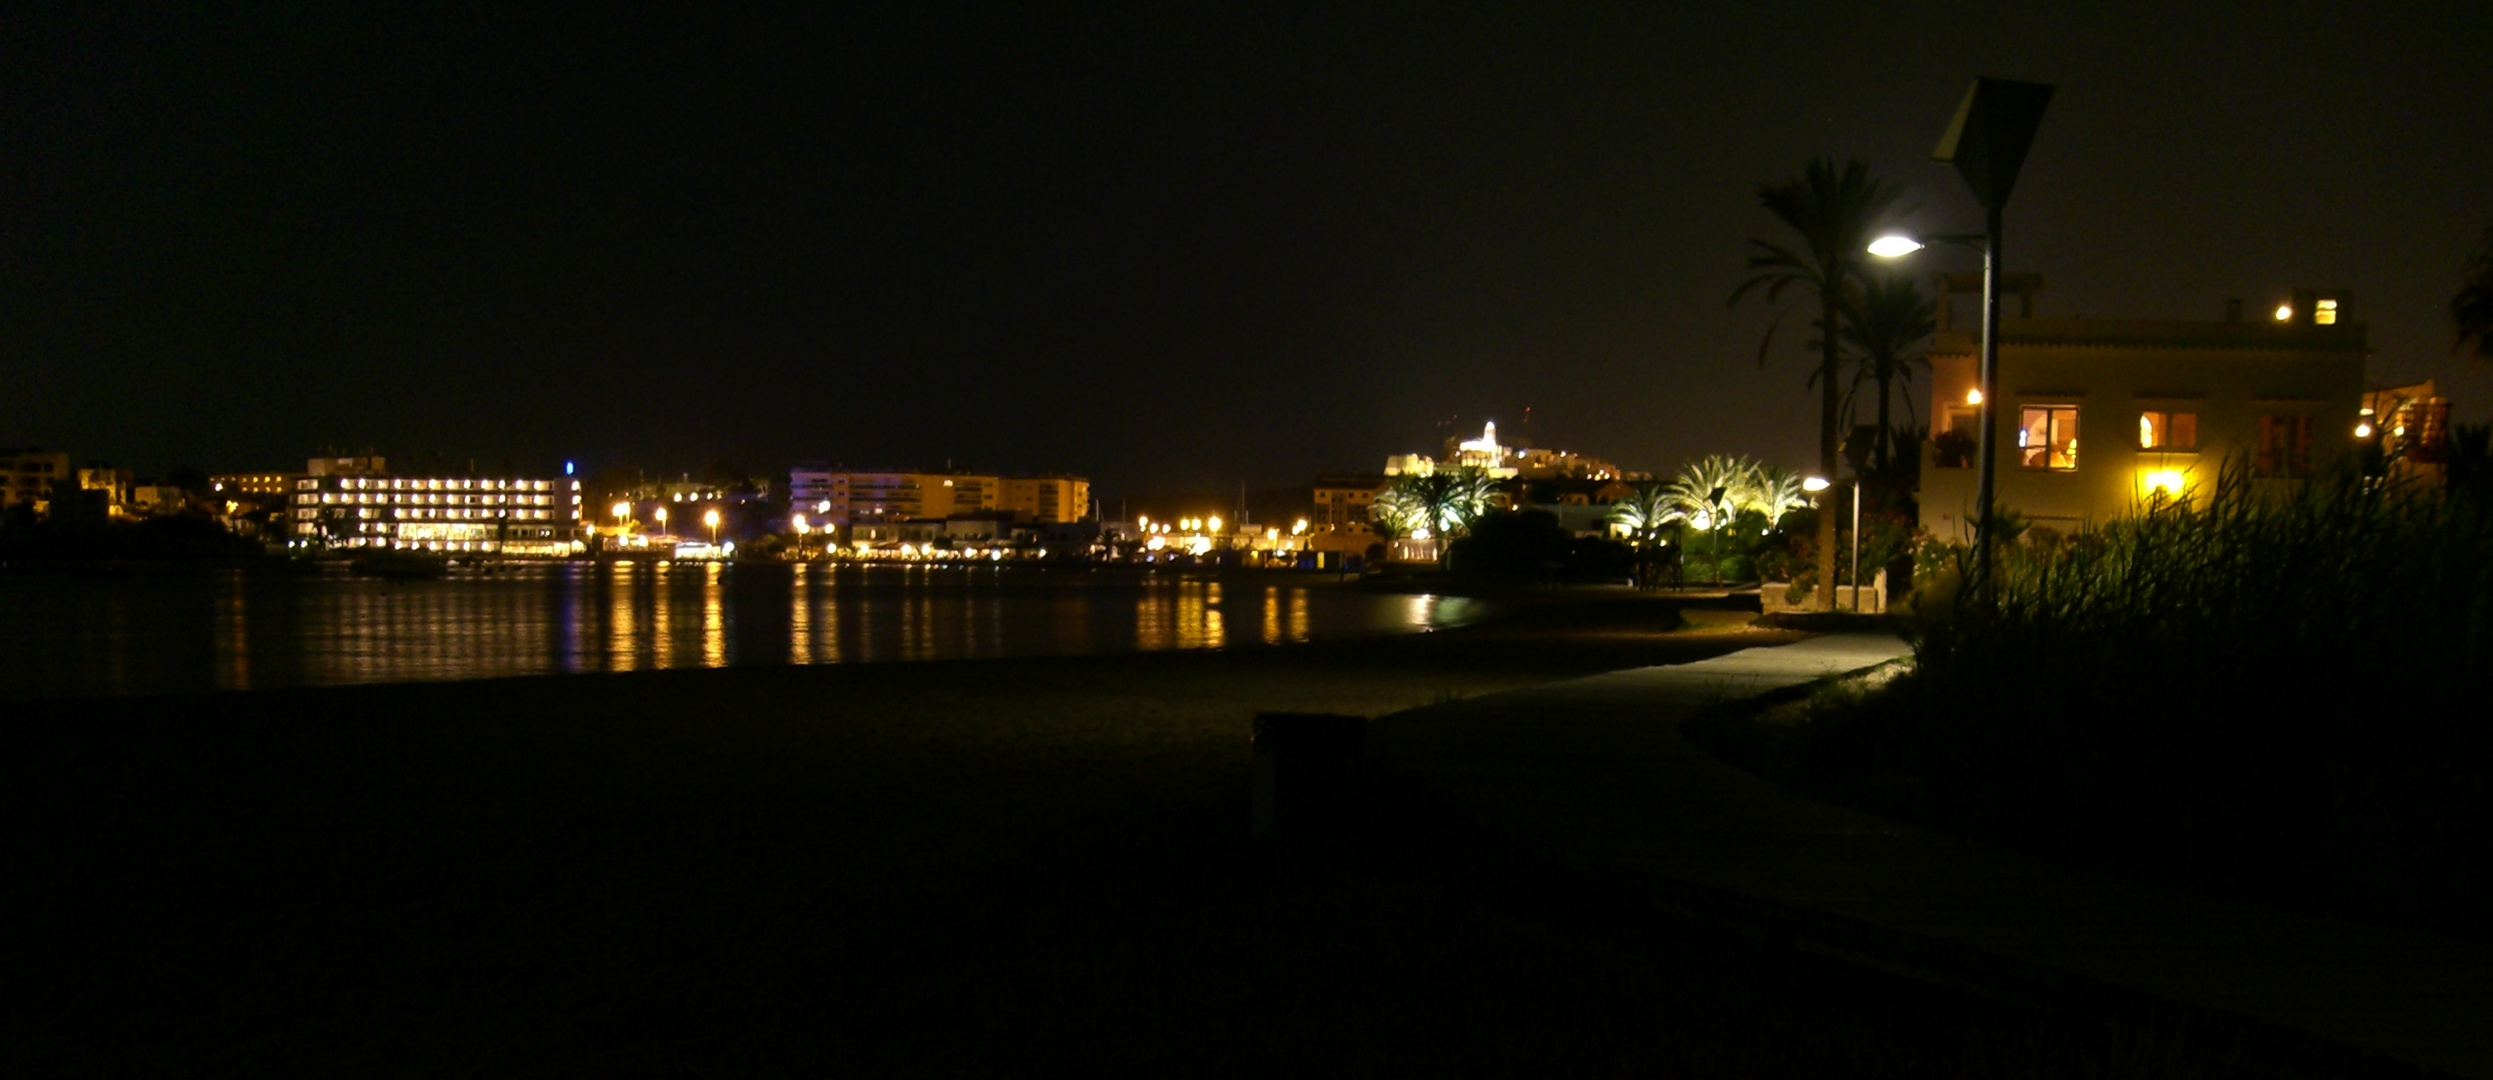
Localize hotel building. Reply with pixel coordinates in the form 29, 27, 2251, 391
288, 456, 585, 555
788, 466, 1090, 526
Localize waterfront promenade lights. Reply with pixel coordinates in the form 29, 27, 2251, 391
1872, 76, 2054, 605
654, 506, 668, 533
703, 508, 722, 545
611, 500, 631, 523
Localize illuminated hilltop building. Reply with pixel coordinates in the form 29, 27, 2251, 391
1383, 420, 1622, 481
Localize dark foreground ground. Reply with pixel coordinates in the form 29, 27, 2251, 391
11, 593, 2302, 1076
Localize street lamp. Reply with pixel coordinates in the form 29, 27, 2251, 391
1803, 476, 1860, 611
1870, 76, 2053, 604
703, 507, 722, 545
654, 506, 668, 533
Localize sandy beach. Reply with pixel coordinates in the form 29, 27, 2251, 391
14, 593, 2162, 1076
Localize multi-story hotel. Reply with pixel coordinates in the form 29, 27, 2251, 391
288, 455, 585, 555
789, 466, 1090, 526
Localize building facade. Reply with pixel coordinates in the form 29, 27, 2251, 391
1000, 475, 1089, 524
3, 448, 71, 514
289, 458, 585, 555
1311, 473, 1389, 530
1918, 292, 2367, 540
789, 466, 1091, 527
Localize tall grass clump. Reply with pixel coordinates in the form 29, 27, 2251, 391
1879, 460, 2493, 934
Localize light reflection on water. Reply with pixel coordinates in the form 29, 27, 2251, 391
0, 566, 1489, 699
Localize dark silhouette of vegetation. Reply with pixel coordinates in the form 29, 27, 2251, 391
1716, 462, 2493, 941
1840, 274, 1937, 474
165, 466, 211, 495
0, 514, 264, 563
1731, 158, 1904, 610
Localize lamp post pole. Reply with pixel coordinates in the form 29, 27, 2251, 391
1972, 205, 2003, 599
1873, 77, 2051, 606
1851, 477, 1863, 613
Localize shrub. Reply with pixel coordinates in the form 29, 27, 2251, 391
1861, 461, 2493, 934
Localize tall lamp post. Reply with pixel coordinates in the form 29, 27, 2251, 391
1802, 475, 1862, 609
1869, 77, 2052, 604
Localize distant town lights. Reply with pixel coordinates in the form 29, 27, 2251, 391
2356, 422, 2374, 438
2274, 304, 2294, 322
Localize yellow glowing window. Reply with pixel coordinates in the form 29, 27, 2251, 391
2019, 406, 2080, 470
2314, 299, 2338, 325
2138, 411, 2198, 450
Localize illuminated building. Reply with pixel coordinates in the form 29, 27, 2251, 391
2360, 378, 2452, 483
1000, 475, 1090, 524
210, 473, 298, 497
2, 447, 71, 514
789, 466, 1090, 526
1311, 474, 1389, 529
77, 465, 135, 518
1918, 285, 2366, 540
287, 456, 585, 555
1383, 421, 1622, 481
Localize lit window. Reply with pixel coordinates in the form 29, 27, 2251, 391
2138, 411, 2198, 450
2019, 406, 2080, 470
2314, 299, 2338, 326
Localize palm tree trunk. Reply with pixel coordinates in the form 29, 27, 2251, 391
1817, 297, 1841, 611
1875, 365, 1894, 472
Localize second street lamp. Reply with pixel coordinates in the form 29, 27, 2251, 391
1872, 77, 2053, 605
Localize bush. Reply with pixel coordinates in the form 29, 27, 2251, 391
1446, 509, 1570, 578
1833, 461, 2493, 936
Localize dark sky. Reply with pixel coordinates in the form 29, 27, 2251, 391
6, 2, 2488, 497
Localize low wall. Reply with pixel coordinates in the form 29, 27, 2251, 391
1761, 569, 1886, 615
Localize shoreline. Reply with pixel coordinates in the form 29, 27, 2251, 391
11, 595, 1841, 1074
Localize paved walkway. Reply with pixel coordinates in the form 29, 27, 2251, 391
1370, 634, 2493, 1079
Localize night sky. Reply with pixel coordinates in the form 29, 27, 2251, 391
6, 2, 2488, 498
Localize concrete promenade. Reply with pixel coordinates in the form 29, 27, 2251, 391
1369, 634, 2493, 1079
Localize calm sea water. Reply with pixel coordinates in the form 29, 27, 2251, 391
0, 564, 1488, 700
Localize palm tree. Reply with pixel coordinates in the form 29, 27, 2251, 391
1730, 158, 1903, 609
1375, 467, 1498, 565
1663, 454, 1758, 525
1744, 466, 1809, 527
1607, 482, 1682, 590
1841, 273, 1938, 473
1607, 482, 1682, 547
2455, 224, 2493, 360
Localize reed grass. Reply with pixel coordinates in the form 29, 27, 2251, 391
1847, 460, 2493, 934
